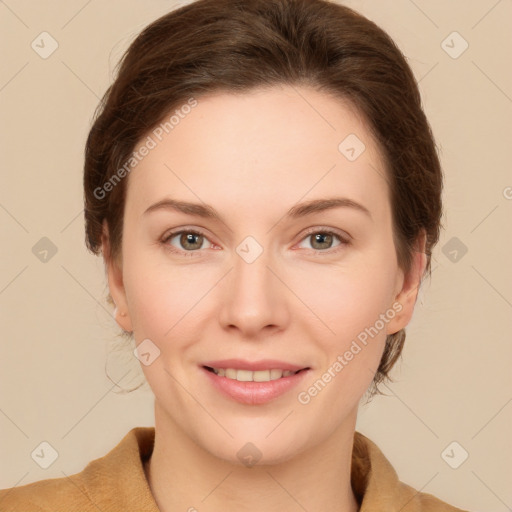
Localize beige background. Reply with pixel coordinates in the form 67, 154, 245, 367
1, 1, 511, 510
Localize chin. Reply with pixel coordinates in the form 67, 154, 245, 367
203, 428, 312, 468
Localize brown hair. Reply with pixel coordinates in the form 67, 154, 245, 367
84, 0, 443, 398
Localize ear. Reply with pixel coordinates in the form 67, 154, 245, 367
386, 230, 428, 335
101, 220, 133, 333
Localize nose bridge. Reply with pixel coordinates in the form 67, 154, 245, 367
218, 237, 288, 335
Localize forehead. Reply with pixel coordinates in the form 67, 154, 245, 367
126, 85, 390, 221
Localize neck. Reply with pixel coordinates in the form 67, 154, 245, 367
144, 403, 360, 512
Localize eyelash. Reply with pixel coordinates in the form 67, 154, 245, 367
160, 226, 350, 258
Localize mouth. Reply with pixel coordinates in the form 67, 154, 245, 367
200, 364, 311, 405
203, 366, 308, 382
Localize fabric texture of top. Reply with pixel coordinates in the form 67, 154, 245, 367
0, 427, 470, 511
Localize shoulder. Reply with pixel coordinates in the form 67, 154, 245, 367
0, 473, 96, 512
353, 431, 471, 512
394, 479, 470, 512
0, 427, 158, 512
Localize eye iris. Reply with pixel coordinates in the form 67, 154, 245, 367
173, 231, 338, 251
181, 232, 203, 250
311, 232, 332, 250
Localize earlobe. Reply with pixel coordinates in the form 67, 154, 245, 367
113, 307, 132, 332
386, 230, 428, 335
101, 220, 133, 333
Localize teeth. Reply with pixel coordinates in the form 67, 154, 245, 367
211, 368, 298, 382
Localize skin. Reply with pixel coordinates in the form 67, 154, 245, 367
102, 85, 426, 512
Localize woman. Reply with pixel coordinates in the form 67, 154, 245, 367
0, 0, 470, 510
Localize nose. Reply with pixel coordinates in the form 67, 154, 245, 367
218, 245, 290, 339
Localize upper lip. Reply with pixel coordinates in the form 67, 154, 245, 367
202, 359, 309, 372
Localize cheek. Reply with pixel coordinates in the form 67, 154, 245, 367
292, 259, 396, 342
290, 256, 397, 395
123, 252, 214, 340
123, 232, 398, 349
294, 268, 393, 406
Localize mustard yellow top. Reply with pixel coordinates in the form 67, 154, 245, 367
0, 427, 469, 511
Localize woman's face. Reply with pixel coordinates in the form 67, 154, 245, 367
105, 85, 423, 464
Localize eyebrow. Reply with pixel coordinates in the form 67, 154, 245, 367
143, 196, 372, 221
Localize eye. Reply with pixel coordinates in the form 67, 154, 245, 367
296, 228, 349, 253
161, 229, 213, 255
161, 227, 350, 257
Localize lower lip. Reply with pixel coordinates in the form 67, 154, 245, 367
201, 366, 310, 405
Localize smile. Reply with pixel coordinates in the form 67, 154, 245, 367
205, 367, 302, 382
201, 365, 310, 405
